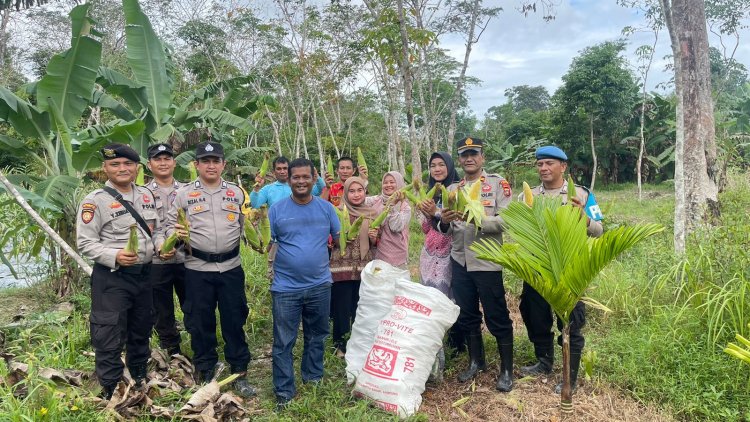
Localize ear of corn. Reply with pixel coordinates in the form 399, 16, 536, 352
522, 181, 534, 207
177, 207, 191, 255
347, 215, 365, 241
259, 206, 271, 248
327, 155, 335, 178
135, 164, 145, 185
160, 232, 178, 254
440, 184, 451, 205
125, 225, 139, 254
369, 205, 391, 229
403, 189, 421, 205
188, 161, 198, 180
357, 147, 367, 171
236, 176, 252, 217
244, 222, 262, 251
341, 207, 351, 234
424, 183, 440, 201
468, 180, 481, 201
405, 163, 413, 182
446, 190, 457, 210
455, 188, 467, 212
254, 153, 270, 188
567, 175, 577, 203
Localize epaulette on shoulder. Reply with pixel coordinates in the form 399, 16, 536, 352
574, 184, 591, 194
137, 185, 156, 197
87, 188, 106, 199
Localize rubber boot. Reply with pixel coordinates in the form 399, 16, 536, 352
129, 363, 147, 389
99, 383, 116, 401
555, 352, 581, 394
496, 342, 514, 392
195, 367, 215, 385
446, 325, 466, 356
520, 345, 553, 377
457, 333, 486, 382
231, 373, 257, 398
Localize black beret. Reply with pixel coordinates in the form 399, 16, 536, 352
147, 143, 174, 159
101, 143, 140, 162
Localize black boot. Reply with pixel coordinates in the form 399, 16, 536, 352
555, 352, 581, 394
99, 383, 116, 400
520, 345, 553, 377
230, 373, 257, 398
496, 343, 514, 392
457, 333, 486, 382
446, 325, 466, 356
129, 363, 147, 388
195, 367, 216, 385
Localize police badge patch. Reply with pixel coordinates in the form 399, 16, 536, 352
81, 203, 96, 224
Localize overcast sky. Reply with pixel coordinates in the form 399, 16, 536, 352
442, 0, 750, 118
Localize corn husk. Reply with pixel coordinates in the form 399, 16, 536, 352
467, 180, 481, 201
244, 222, 262, 252
253, 153, 269, 188
177, 207, 191, 255
567, 175, 576, 203
160, 232, 178, 254
259, 206, 271, 248
327, 155, 335, 178
187, 161, 198, 180
424, 183, 441, 201
369, 205, 391, 230
180, 373, 239, 413
347, 215, 365, 241
523, 181, 534, 207
237, 176, 252, 217
356, 147, 367, 171
125, 225, 138, 254
135, 164, 145, 185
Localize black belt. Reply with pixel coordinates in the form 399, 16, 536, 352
191, 246, 240, 263
94, 262, 152, 275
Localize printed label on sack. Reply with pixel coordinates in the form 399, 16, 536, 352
393, 296, 432, 316
363, 345, 398, 379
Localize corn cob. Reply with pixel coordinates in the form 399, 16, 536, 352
403, 189, 421, 205
369, 205, 391, 229
327, 155, 335, 178
125, 225, 139, 254
467, 180, 481, 201
405, 163, 413, 182
236, 176, 252, 218
446, 190, 457, 210
356, 147, 367, 171
522, 181, 534, 207
347, 215, 365, 241
424, 183, 441, 201
244, 222, 262, 251
455, 187, 467, 212
341, 207, 351, 234
254, 153, 270, 189
177, 207, 191, 255
188, 161, 198, 180
259, 206, 271, 248
440, 184, 451, 205
136, 164, 145, 185
160, 232, 179, 254
567, 175, 576, 204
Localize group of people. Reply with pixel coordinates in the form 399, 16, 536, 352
76, 135, 603, 409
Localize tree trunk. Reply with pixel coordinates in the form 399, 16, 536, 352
589, 115, 597, 190
660, 0, 719, 254
560, 323, 573, 417
0, 171, 93, 290
396, 0, 422, 179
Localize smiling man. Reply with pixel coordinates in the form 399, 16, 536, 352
267, 158, 340, 408
160, 140, 256, 398
144, 143, 187, 357
77, 143, 164, 400
518, 145, 603, 395
438, 137, 515, 392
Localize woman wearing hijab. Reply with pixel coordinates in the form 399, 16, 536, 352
365, 171, 411, 269
418, 152, 463, 381
329, 177, 378, 357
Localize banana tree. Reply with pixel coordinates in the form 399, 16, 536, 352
470, 195, 663, 417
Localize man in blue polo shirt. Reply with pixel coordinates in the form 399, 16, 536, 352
268, 157, 340, 408
251, 156, 326, 208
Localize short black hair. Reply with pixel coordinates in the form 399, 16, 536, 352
273, 156, 289, 168
289, 158, 315, 177
337, 156, 354, 168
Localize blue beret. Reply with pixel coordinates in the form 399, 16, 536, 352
535, 146, 568, 161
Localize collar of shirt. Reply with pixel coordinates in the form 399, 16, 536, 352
539, 180, 570, 195
105, 180, 137, 203
194, 179, 228, 193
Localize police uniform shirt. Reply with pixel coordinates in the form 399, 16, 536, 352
443, 170, 513, 272
148, 179, 186, 264
76, 181, 158, 269
526, 181, 604, 238
163, 179, 244, 272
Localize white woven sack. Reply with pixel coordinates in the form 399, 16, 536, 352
345, 260, 409, 384
353, 279, 460, 418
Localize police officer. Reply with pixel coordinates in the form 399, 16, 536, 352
518, 145, 603, 394
438, 137, 515, 392
77, 143, 169, 399
160, 140, 256, 397
145, 143, 186, 356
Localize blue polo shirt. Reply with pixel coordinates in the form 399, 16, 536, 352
268, 196, 340, 292
250, 177, 326, 208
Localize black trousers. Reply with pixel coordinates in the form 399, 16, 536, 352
519, 282, 586, 353
90, 263, 153, 387
184, 265, 250, 373
450, 259, 513, 344
151, 263, 186, 350
330, 280, 360, 350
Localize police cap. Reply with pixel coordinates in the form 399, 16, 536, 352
101, 143, 140, 162
147, 143, 174, 159
195, 141, 224, 159
535, 145, 568, 161
456, 137, 484, 154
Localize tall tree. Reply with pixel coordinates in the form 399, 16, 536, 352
659, 0, 719, 254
